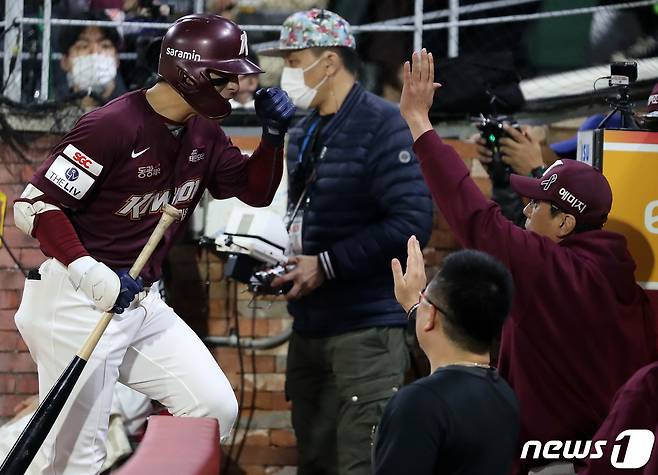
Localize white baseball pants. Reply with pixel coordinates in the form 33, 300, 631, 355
14, 258, 237, 475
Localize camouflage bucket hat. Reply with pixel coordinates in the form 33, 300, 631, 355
259, 8, 356, 56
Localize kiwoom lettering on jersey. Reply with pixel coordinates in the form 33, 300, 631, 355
45, 156, 95, 199
62, 144, 103, 176
165, 47, 201, 61
521, 430, 654, 469
115, 179, 201, 219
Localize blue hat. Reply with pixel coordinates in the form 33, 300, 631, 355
550, 113, 623, 159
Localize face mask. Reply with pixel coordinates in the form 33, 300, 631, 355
69, 53, 117, 93
280, 56, 328, 109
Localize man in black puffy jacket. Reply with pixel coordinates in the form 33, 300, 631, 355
262, 9, 433, 475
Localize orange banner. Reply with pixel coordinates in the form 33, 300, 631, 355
601, 130, 658, 288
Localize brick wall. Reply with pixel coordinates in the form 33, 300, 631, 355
0, 136, 60, 421
0, 137, 482, 473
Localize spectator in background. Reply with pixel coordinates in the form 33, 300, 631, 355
54, 12, 126, 109
230, 51, 260, 109
401, 49, 656, 475
264, 9, 433, 475
206, 0, 239, 20
373, 243, 519, 475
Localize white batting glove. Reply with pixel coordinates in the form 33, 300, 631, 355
68, 256, 121, 312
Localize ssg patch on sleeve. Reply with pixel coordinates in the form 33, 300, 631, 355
45, 156, 95, 199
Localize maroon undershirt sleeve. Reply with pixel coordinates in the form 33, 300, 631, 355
236, 140, 283, 207
33, 210, 88, 266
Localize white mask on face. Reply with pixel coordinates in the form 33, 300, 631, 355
69, 53, 117, 93
280, 55, 328, 109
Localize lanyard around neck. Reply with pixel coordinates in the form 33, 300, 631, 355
296, 117, 322, 164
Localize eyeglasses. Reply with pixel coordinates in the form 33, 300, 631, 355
407, 291, 450, 320
527, 198, 563, 214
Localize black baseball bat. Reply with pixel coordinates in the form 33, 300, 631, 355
0, 204, 181, 474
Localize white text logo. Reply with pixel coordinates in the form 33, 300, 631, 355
558, 187, 587, 213
188, 149, 205, 163
165, 47, 201, 61
646, 200, 658, 234
520, 430, 655, 469
239, 31, 249, 56
137, 164, 161, 179
115, 179, 200, 220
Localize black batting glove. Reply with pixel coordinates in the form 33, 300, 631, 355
255, 87, 296, 146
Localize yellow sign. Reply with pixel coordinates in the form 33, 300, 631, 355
0, 191, 6, 248
600, 130, 658, 288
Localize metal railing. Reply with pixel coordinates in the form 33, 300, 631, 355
3, 0, 657, 103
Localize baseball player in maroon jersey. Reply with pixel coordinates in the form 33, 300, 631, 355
11, 14, 295, 474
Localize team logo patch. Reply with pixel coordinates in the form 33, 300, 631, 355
398, 150, 411, 163
188, 148, 205, 163
240, 31, 249, 56
63, 144, 103, 176
65, 167, 79, 181
45, 156, 95, 199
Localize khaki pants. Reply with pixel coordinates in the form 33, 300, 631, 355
286, 326, 409, 475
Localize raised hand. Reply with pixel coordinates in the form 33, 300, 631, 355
391, 235, 427, 313
255, 87, 296, 145
400, 48, 441, 141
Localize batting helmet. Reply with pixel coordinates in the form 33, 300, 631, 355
158, 14, 262, 120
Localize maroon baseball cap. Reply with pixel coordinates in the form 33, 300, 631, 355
510, 160, 612, 226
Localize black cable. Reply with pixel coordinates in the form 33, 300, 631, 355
222, 280, 245, 474
593, 76, 610, 95
234, 304, 258, 465
0, 20, 22, 95
0, 113, 29, 163
0, 19, 20, 42
0, 235, 28, 277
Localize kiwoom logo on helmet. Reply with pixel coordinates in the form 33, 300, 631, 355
521, 430, 655, 469
240, 31, 249, 56
165, 47, 201, 61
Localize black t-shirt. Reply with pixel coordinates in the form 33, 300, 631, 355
373, 365, 519, 475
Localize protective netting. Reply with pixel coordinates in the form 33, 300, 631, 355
0, 1, 657, 130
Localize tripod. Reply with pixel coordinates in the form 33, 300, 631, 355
598, 84, 639, 129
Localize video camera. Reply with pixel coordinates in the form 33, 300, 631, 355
213, 208, 293, 296
473, 114, 521, 188
599, 61, 639, 129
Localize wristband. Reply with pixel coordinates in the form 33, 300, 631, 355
529, 166, 546, 178
406, 302, 420, 320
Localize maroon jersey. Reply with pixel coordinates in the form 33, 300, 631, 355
580, 362, 658, 475
32, 90, 276, 282
412, 131, 656, 473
